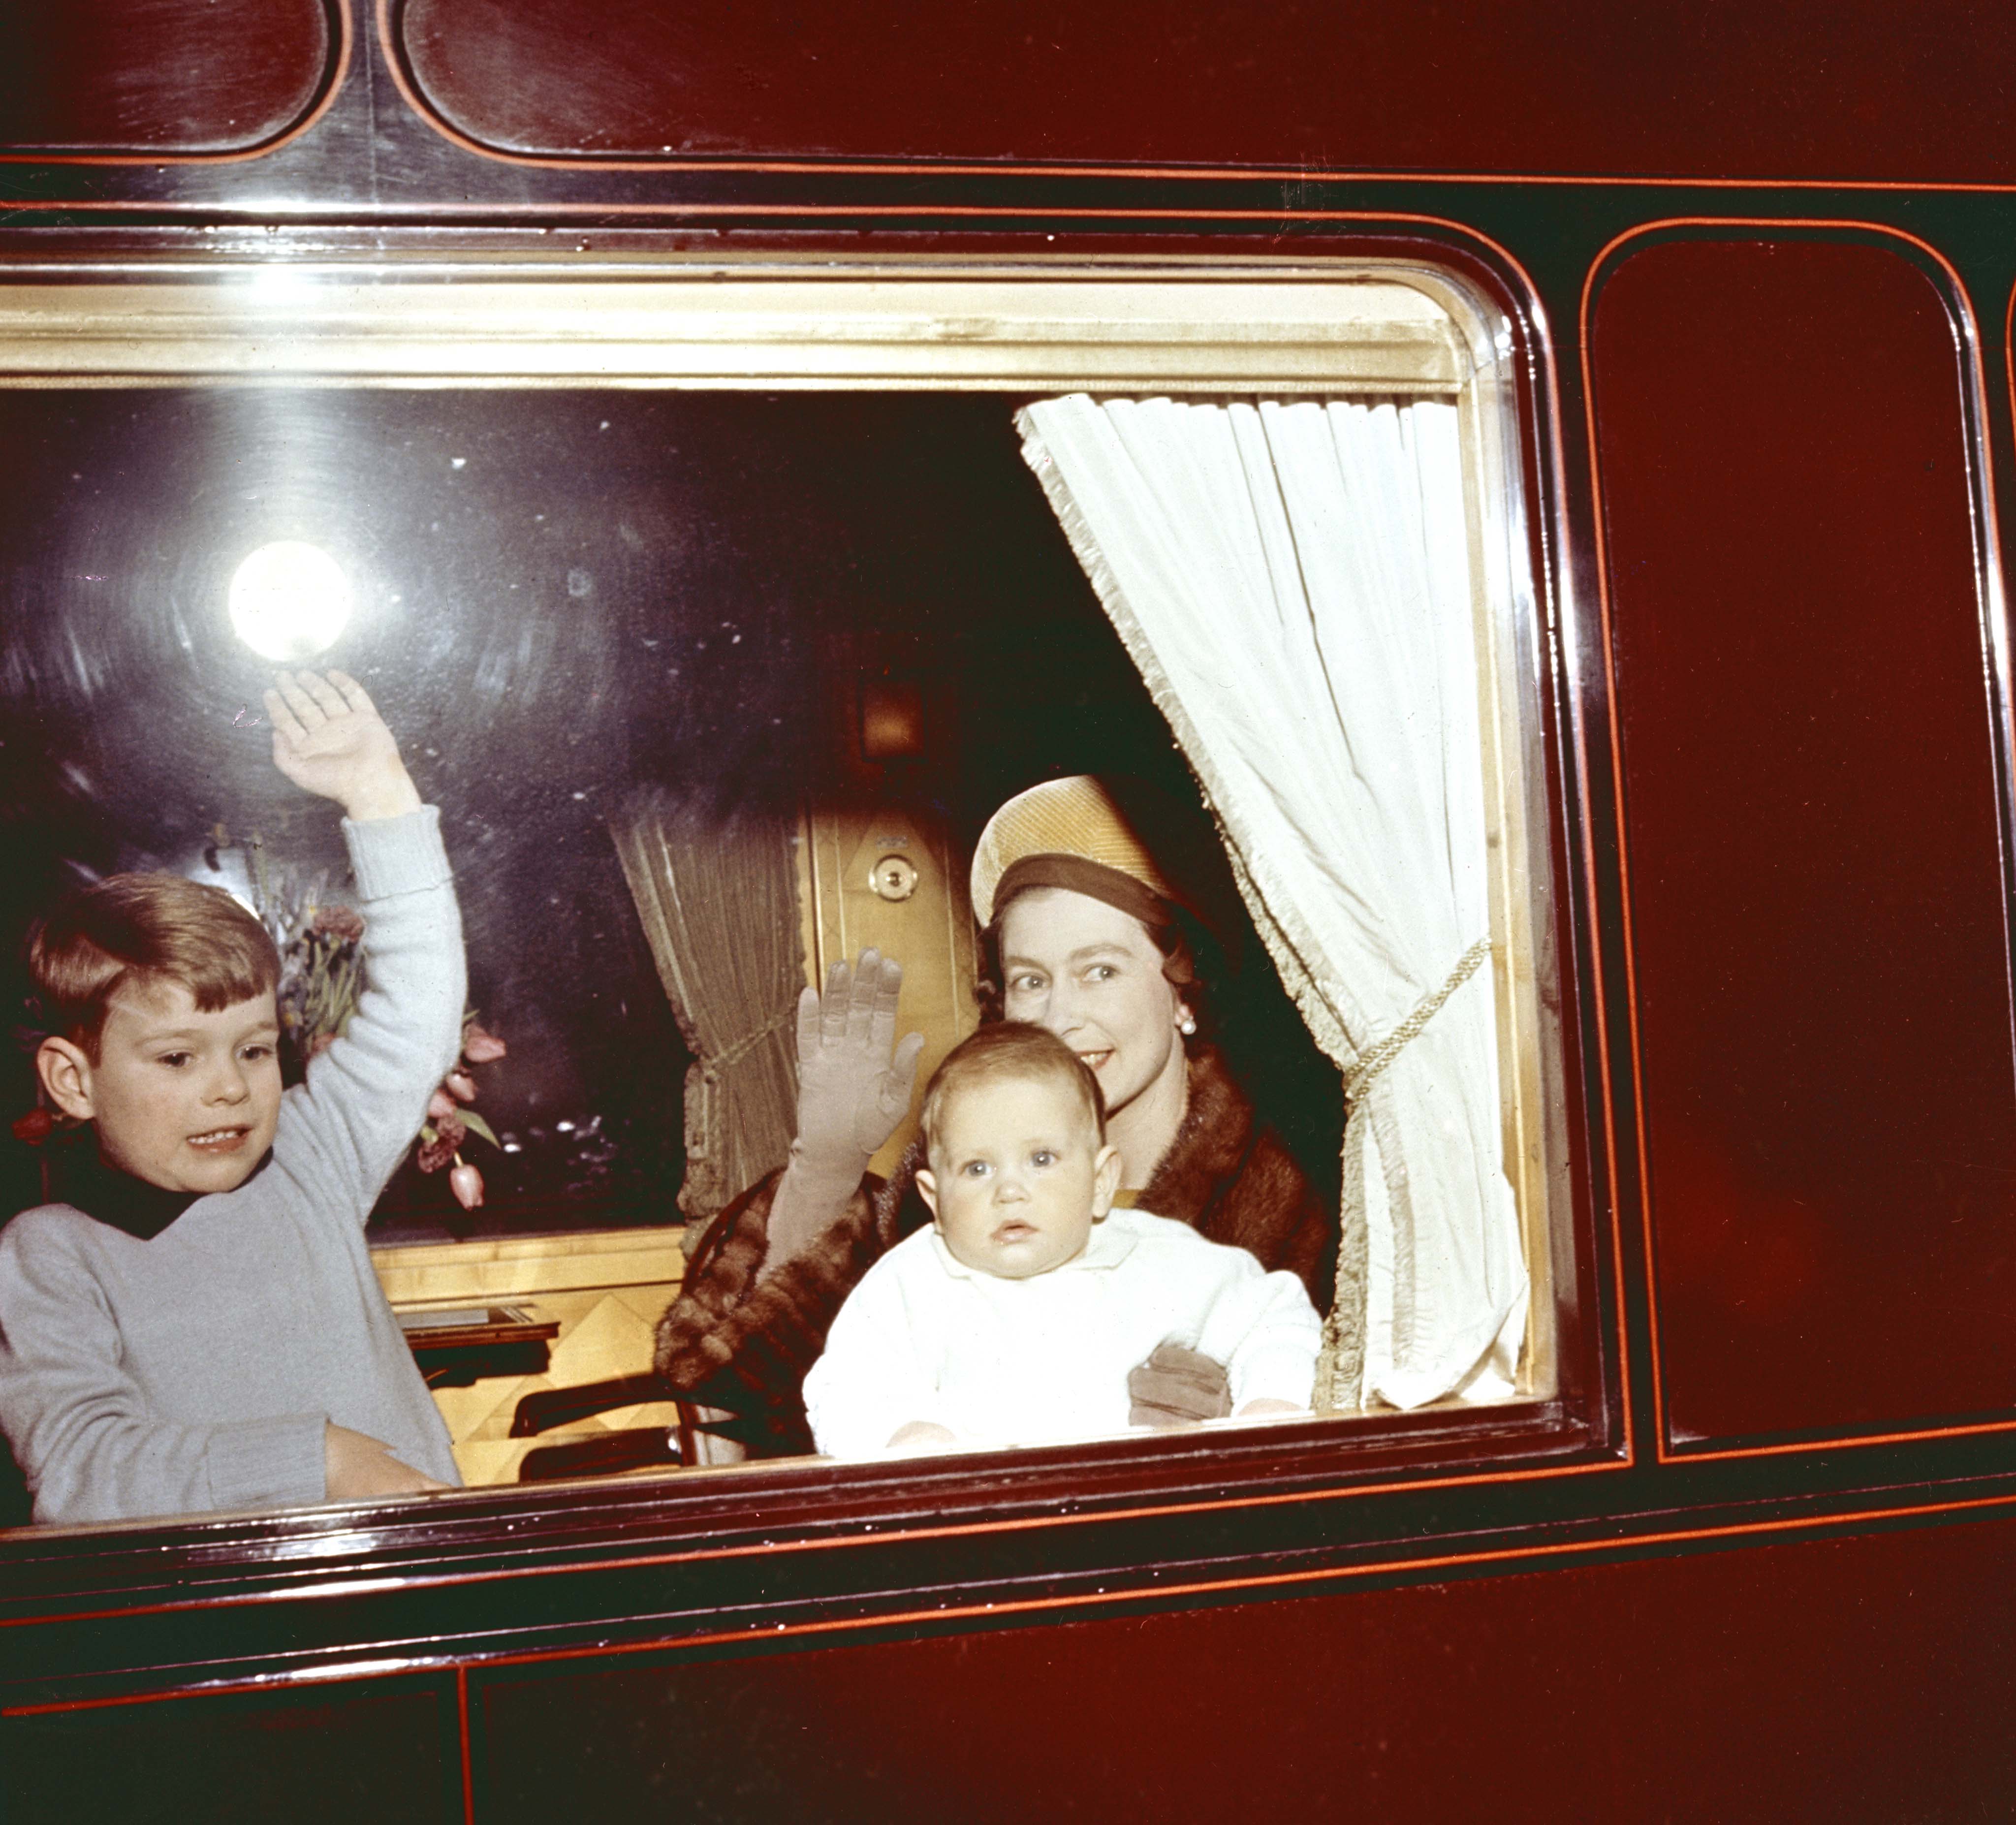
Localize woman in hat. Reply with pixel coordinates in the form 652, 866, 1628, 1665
655, 777, 1335, 1457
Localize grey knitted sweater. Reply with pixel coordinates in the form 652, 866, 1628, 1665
0, 807, 466, 1527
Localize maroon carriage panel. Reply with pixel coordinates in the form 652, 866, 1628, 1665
4, 1680, 452, 1824
470, 1514, 2016, 1823
1591, 234, 2016, 1452
395, 0, 2016, 185
0, 0, 333, 157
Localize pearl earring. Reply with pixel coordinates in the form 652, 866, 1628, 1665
1177, 1011, 1197, 1036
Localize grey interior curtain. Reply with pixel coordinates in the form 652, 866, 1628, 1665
610, 790, 801, 1241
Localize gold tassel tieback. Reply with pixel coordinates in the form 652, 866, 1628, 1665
1314, 934, 1492, 1414
1340, 936, 1492, 1107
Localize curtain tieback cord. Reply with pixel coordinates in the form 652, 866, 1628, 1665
1341, 936, 1491, 1104
704, 1009, 797, 1075
1318, 935, 1491, 1409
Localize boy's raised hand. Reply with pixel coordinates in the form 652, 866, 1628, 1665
264, 669, 422, 823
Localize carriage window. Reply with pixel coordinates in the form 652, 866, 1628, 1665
0, 266, 1566, 1527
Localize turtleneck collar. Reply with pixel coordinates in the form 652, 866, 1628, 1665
46, 1136, 273, 1241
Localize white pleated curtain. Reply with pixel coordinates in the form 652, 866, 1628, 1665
1015, 394, 1525, 1408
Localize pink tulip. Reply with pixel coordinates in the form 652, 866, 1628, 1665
427, 1088, 457, 1122
306, 1032, 337, 1061
311, 906, 365, 942
449, 1161, 485, 1210
461, 1022, 507, 1063
444, 1070, 477, 1103
416, 1113, 465, 1173
11, 1108, 52, 1145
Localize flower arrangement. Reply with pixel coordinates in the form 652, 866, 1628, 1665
416, 1018, 509, 1209
229, 830, 508, 1211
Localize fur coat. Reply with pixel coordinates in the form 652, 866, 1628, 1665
653, 1043, 1336, 1458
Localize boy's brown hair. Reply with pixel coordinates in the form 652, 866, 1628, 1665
918, 1022, 1106, 1162
29, 873, 281, 1060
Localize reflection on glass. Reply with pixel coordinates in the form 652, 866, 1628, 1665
227, 539, 352, 661
0, 391, 1339, 1249
0, 386, 1348, 1522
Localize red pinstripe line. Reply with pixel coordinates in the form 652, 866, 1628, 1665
456, 1666, 473, 1824
1668, 1414, 2016, 1462
1549, 352, 1636, 1465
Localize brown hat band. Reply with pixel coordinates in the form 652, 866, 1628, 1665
990, 854, 1195, 986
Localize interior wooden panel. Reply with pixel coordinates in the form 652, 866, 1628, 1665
374, 1227, 685, 1485
396, 0, 2016, 184
0, 0, 331, 155
798, 801, 980, 1179
1592, 235, 2016, 1449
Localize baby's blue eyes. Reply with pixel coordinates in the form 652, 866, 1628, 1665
956, 1151, 1059, 1176
959, 1151, 1057, 1176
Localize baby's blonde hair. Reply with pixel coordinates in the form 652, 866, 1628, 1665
918, 1023, 1105, 1163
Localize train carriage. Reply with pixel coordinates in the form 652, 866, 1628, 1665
0, 4, 2013, 1819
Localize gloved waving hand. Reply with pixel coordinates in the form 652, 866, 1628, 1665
766, 950, 926, 1268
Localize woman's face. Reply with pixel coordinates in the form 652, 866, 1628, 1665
998, 887, 1191, 1120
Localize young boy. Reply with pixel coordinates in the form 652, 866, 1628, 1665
0, 669, 466, 1525
802, 1023, 1321, 1459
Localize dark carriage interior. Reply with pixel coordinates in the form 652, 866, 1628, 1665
0, 388, 1341, 1243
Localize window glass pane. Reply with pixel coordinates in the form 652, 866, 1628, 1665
0, 389, 1349, 1240
0, 274, 1560, 1531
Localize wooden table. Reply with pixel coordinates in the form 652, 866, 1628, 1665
394, 1304, 562, 1387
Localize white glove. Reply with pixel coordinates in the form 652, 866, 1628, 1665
765, 949, 926, 1269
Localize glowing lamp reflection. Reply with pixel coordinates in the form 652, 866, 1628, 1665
228, 540, 352, 661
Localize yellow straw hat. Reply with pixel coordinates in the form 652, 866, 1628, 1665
969, 776, 1179, 932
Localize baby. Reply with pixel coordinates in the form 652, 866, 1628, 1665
802, 1023, 1321, 1458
